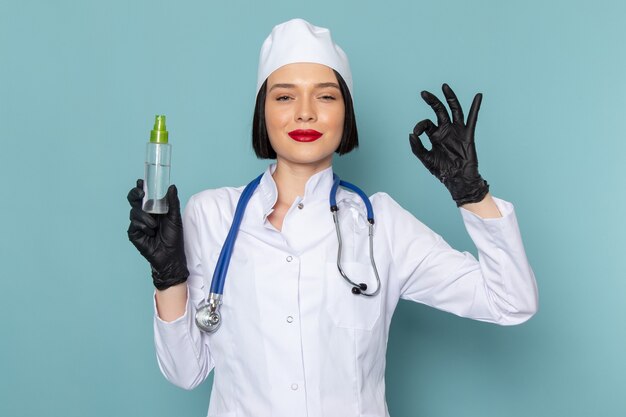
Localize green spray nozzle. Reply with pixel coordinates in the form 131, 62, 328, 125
150, 115, 169, 143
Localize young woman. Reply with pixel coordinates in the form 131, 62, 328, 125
127, 18, 538, 417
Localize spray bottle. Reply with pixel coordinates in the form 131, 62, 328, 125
142, 115, 171, 214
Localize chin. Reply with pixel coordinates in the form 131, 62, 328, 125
278, 152, 335, 167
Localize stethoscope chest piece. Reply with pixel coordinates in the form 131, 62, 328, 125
195, 293, 223, 333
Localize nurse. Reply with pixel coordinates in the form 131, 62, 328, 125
127, 18, 538, 417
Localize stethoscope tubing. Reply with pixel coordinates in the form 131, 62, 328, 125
330, 175, 374, 222
197, 172, 382, 333
209, 174, 263, 295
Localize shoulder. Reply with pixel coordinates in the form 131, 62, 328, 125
369, 191, 410, 215
369, 191, 396, 205
336, 189, 416, 221
184, 185, 245, 219
369, 191, 440, 242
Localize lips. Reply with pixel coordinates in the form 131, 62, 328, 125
288, 129, 323, 142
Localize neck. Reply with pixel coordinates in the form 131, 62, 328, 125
272, 158, 332, 207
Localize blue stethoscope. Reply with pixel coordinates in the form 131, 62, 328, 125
195, 173, 381, 333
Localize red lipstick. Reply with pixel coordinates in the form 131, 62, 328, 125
288, 129, 322, 142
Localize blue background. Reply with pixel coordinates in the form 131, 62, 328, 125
1, 0, 625, 416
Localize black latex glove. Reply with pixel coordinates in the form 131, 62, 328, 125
409, 83, 490, 207
127, 179, 189, 290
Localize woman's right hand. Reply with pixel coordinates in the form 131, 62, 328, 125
127, 179, 189, 290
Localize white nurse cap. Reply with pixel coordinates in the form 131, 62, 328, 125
256, 18, 353, 96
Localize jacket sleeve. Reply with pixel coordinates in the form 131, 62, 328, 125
152, 194, 215, 389
381, 193, 538, 325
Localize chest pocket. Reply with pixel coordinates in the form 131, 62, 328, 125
324, 261, 381, 331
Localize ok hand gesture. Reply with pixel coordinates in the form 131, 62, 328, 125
409, 83, 489, 207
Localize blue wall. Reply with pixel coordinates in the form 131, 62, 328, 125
1, 1, 624, 416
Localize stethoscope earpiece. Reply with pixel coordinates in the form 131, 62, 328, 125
352, 283, 368, 295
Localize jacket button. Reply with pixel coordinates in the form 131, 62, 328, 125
286, 316, 294, 323
291, 383, 298, 390
286, 256, 293, 262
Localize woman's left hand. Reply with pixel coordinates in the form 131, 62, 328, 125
409, 83, 490, 207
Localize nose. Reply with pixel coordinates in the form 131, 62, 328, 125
295, 97, 316, 123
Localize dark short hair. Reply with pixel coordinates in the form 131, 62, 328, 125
252, 69, 358, 159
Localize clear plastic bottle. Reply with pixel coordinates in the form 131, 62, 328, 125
142, 115, 171, 214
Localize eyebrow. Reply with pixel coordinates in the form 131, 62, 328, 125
268, 82, 341, 92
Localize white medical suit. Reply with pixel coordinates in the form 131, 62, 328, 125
152, 163, 538, 417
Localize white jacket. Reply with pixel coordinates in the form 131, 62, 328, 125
153, 164, 538, 417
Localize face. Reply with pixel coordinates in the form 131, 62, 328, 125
264, 62, 345, 169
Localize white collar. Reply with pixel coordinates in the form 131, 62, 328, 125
257, 163, 334, 220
